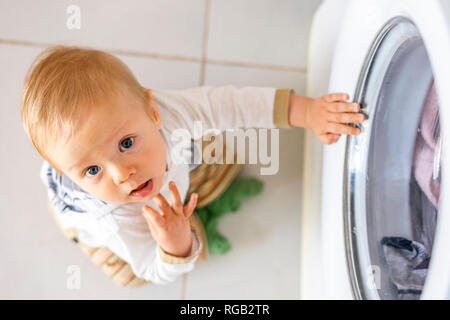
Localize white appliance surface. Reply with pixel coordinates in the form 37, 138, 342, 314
303, 0, 450, 299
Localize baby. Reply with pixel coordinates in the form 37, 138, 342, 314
20, 45, 363, 285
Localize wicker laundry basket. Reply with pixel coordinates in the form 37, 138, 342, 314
48, 135, 242, 287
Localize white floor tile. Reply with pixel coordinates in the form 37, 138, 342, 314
183, 56, 307, 299
186, 128, 304, 299
207, 0, 322, 68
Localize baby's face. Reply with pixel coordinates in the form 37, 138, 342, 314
48, 89, 167, 203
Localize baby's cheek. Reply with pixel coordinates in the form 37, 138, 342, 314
148, 137, 167, 172
78, 180, 116, 202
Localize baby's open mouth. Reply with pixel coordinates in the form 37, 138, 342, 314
130, 179, 153, 198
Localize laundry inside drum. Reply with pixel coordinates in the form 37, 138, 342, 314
371, 80, 441, 300
344, 17, 441, 300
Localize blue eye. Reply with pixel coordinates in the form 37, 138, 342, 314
120, 137, 134, 151
86, 165, 100, 177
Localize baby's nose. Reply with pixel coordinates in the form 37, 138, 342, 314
111, 163, 136, 185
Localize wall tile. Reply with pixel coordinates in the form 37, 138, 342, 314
207, 0, 322, 68
0, 0, 205, 58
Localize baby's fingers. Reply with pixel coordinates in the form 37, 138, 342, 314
323, 93, 349, 103
142, 205, 166, 232
329, 134, 341, 144
169, 181, 183, 214
326, 102, 360, 113
154, 193, 172, 217
183, 193, 198, 219
327, 112, 365, 124
327, 123, 360, 136
319, 133, 341, 145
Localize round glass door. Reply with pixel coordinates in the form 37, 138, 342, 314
344, 17, 441, 300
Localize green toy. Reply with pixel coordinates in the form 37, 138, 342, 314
195, 177, 264, 255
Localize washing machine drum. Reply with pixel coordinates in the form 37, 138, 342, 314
322, 0, 450, 300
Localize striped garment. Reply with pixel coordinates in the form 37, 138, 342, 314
40, 140, 201, 218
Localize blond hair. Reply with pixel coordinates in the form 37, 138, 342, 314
20, 45, 150, 174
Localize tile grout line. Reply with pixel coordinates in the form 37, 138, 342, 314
199, 0, 212, 86
181, 273, 189, 300
0, 37, 201, 63
0, 37, 306, 74
207, 58, 306, 73
180, 0, 212, 300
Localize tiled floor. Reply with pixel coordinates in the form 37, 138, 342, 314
0, 0, 322, 299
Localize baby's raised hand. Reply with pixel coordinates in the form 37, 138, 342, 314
305, 93, 364, 144
142, 181, 198, 257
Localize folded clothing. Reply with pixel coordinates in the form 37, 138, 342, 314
381, 236, 430, 300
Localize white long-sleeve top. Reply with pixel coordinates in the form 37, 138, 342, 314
40, 85, 293, 284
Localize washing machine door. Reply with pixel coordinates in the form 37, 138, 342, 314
321, 0, 450, 300
345, 17, 439, 300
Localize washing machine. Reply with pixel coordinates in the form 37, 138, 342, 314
300, 0, 450, 299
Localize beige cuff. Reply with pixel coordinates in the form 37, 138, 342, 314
273, 88, 294, 128
157, 229, 200, 264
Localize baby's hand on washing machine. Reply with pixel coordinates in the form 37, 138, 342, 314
141, 181, 198, 258
307, 93, 364, 144
289, 93, 365, 144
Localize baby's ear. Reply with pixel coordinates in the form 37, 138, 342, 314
146, 89, 162, 129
